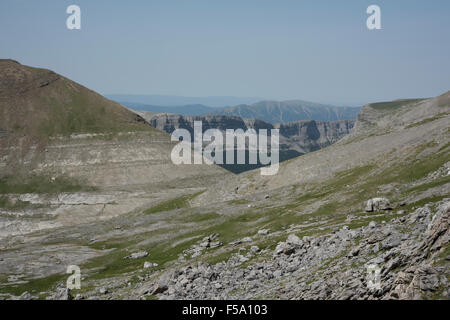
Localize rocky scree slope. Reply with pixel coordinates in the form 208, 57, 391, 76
133, 199, 449, 300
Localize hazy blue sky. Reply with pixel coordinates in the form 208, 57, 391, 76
1, 0, 449, 105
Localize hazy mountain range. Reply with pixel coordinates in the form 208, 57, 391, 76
105, 94, 261, 108
121, 103, 215, 116
208, 100, 361, 123
119, 99, 362, 124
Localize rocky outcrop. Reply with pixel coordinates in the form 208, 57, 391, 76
275, 120, 355, 153
139, 113, 271, 138
365, 198, 392, 212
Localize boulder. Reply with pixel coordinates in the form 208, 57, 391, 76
99, 287, 108, 295
18, 291, 32, 300
151, 283, 168, 295
50, 286, 73, 300
126, 251, 149, 259
250, 246, 260, 255
286, 234, 303, 246
144, 261, 158, 269
365, 198, 391, 212
275, 242, 295, 255
368, 221, 377, 229
209, 241, 222, 249
273, 270, 283, 278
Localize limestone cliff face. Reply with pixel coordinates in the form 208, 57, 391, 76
137, 111, 355, 155
275, 120, 355, 153
143, 114, 255, 134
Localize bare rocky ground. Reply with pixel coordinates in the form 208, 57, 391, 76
143, 199, 450, 300
0, 89, 449, 300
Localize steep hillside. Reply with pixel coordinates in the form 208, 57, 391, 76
0, 61, 229, 241
0, 60, 151, 151
0, 60, 164, 181
208, 100, 361, 124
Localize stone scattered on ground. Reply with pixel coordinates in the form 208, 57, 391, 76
144, 261, 159, 269
125, 251, 149, 260
183, 234, 223, 258
365, 198, 392, 212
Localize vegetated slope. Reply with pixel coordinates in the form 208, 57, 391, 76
0, 60, 227, 185
0, 61, 229, 239
208, 100, 361, 124
0, 59, 153, 170
136, 111, 355, 173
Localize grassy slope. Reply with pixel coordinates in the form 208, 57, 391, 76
0, 60, 162, 195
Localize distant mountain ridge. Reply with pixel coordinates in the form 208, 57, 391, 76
121, 99, 361, 123
208, 100, 362, 124
122, 102, 215, 116
106, 94, 262, 108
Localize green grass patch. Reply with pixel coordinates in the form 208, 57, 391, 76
228, 199, 251, 205
84, 233, 203, 280
0, 174, 95, 195
347, 213, 399, 230
405, 112, 450, 129
375, 148, 449, 186
400, 195, 447, 213
369, 99, 424, 111
36, 79, 154, 138
406, 175, 450, 194
0, 196, 34, 210
0, 273, 66, 298
144, 191, 204, 214
173, 211, 221, 223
